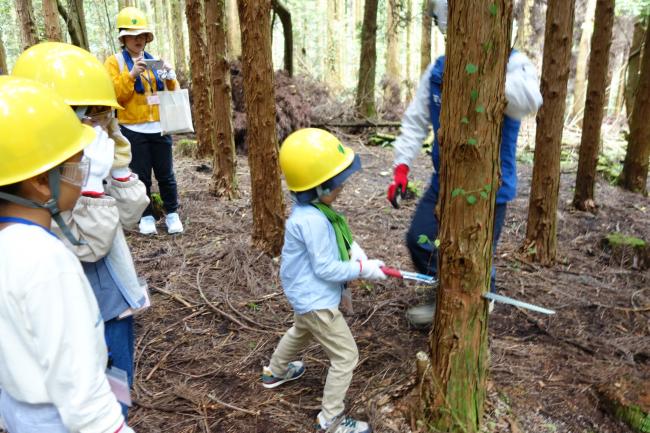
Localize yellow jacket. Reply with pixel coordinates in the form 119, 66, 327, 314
105, 53, 177, 125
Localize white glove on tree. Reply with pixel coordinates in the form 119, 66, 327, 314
359, 259, 387, 280
349, 241, 368, 262
83, 126, 115, 194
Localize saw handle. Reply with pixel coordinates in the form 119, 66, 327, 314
380, 266, 402, 278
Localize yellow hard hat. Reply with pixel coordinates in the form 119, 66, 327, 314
0, 76, 96, 186
117, 7, 154, 42
280, 128, 357, 192
12, 42, 122, 110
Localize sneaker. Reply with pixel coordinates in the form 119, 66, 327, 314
261, 361, 305, 389
165, 212, 184, 234
316, 412, 372, 433
139, 215, 157, 235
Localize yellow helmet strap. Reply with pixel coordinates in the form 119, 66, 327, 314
0, 169, 85, 245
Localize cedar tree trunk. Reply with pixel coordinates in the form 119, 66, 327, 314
271, 0, 293, 77
15, 0, 39, 50
355, 0, 378, 118
625, 18, 646, 120
420, 0, 432, 75
43, 0, 62, 41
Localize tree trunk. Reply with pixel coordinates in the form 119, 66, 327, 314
573, 0, 614, 212
405, 0, 413, 101
237, 0, 285, 255
271, 0, 293, 76
570, 0, 597, 121
619, 25, 650, 194
513, 0, 533, 53
170, 0, 189, 87
43, 0, 63, 41
57, 0, 90, 50
325, 0, 341, 86
0, 28, 8, 75
625, 18, 647, 120
225, 0, 241, 60
420, 1, 512, 431
523, 0, 575, 265
15, 0, 39, 50
355, 0, 378, 118
186, 0, 212, 157
118, 0, 135, 8
420, 0, 432, 75
206, 0, 237, 198
154, 0, 169, 61
386, 0, 400, 78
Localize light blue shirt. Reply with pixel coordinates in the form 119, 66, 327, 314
280, 204, 361, 314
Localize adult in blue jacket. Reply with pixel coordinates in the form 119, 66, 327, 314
387, 1, 543, 309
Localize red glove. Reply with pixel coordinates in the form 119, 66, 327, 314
387, 164, 409, 208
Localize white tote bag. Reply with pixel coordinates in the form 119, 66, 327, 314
158, 88, 194, 135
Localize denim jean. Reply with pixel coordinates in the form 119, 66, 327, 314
104, 315, 134, 418
405, 179, 507, 292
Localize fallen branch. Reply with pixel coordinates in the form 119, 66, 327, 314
206, 392, 260, 416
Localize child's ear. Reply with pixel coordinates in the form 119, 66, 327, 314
24, 172, 52, 201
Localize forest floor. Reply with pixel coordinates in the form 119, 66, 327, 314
123, 121, 649, 433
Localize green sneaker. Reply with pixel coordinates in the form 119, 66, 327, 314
316, 411, 372, 433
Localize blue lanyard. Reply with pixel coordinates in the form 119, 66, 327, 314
0, 216, 59, 241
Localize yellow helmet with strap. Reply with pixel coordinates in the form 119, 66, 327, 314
280, 128, 356, 192
12, 42, 122, 110
0, 76, 96, 186
117, 7, 154, 42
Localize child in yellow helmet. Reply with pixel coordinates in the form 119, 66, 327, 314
263, 128, 384, 433
0, 76, 134, 433
13, 41, 152, 419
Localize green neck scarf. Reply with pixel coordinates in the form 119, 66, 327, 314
312, 202, 353, 261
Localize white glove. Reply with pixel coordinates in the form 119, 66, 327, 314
349, 241, 368, 262
111, 167, 132, 180
359, 259, 387, 280
83, 126, 115, 194
157, 61, 177, 81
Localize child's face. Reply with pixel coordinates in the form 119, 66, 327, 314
320, 185, 344, 205
82, 106, 113, 132
123, 34, 148, 54
56, 152, 86, 211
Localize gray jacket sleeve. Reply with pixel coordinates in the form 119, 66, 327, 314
104, 175, 150, 229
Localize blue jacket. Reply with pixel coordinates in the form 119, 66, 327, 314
428, 55, 521, 204
280, 204, 360, 314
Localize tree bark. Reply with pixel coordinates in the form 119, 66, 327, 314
0, 28, 8, 75
513, 0, 533, 54
205, 0, 237, 198
386, 0, 400, 78
43, 0, 63, 41
118, 0, 135, 8
186, 0, 212, 157
57, 0, 90, 50
619, 24, 650, 194
15, 0, 40, 50
225, 0, 241, 60
570, 0, 597, 121
271, 0, 293, 76
170, 0, 189, 87
420, 0, 432, 75
625, 18, 647, 120
325, 0, 341, 86
573, 0, 614, 212
355, 0, 378, 118
237, 0, 285, 255
523, 0, 575, 265
420, 1, 512, 431
405, 0, 413, 102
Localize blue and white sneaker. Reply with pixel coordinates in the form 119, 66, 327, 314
316, 412, 372, 433
261, 361, 305, 389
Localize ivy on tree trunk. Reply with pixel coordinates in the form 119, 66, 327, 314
419, 2, 512, 432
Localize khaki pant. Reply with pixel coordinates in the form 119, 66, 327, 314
269, 308, 359, 419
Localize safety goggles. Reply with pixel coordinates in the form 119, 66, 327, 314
83, 109, 114, 129
59, 157, 91, 187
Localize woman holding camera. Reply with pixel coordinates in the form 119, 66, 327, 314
105, 6, 183, 235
